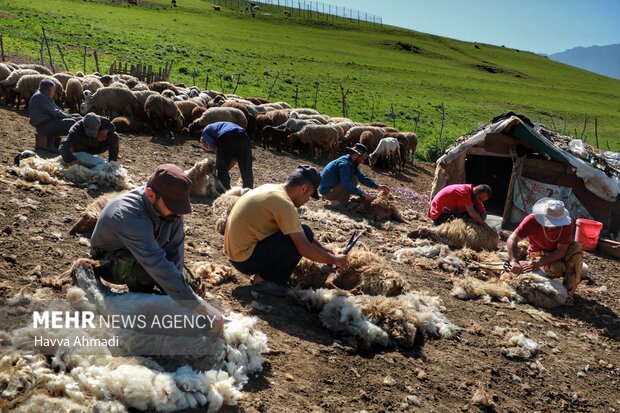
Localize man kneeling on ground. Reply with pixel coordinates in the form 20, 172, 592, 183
507, 198, 585, 305
59, 112, 120, 165
90, 164, 223, 335
224, 165, 349, 296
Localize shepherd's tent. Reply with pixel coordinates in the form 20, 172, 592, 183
430, 113, 620, 237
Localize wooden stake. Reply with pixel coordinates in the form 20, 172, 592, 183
413, 110, 420, 133
41, 27, 55, 73
594, 116, 599, 149
293, 83, 298, 107
39, 38, 45, 65
232, 72, 242, 95
580, 116, 588, 140
205, 74, 209, 90
267, 71, 280, 101
56, 44, 69, 72
390, 103, 396, 127
313, 81, 319, 109
0, 35, 5, 62
83, 46, 87, 73
339, 82, 350, 118
93, 50, 100, 73
439, 103, 445, 150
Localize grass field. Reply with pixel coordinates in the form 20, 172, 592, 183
1, 0, 620, 156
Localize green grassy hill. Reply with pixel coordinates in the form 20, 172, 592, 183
1, 0, 619, 157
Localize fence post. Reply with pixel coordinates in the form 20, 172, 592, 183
0, 35, 5, 62
56, 45, 69, 72
93, 50, 100, 73
313, 81, 319, 109
293, 83, 298, 107
39, 38, 45, 65
41, 27, 55, 73
595, 117, 599, 149
83, 46, 87, 73
233, 72, 242, 94
205, 74, 209, 90
267, 71, 280, 101
339, 82, 349, 118
390, 104, 396, 127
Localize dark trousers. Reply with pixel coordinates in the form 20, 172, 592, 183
70, 132, 120, 162
432, 211, 463, 226
230, 225, 313, 286
216, 130, 253, 189
36, 118, 77, 137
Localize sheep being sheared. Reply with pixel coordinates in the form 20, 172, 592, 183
185, 158, 226, 197
69, 191, 124, 235
211, 187, 251, 234
292, 249, 409, 296
408, 218, 499, 251
349, 191, 405, 222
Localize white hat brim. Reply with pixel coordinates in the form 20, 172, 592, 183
532, 197, 572, 227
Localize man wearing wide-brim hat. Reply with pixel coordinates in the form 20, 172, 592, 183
318, 143, 389, 205
507, 198, 586, 305
58, 112, 119, 165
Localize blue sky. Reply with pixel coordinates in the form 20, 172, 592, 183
320, 0, 620, 54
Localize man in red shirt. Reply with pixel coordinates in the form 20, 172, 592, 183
428, 183, 492, 227
507, 198, 584, 303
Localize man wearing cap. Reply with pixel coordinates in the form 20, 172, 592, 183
318, 143, 389, 205
507, 198, 585, 304
58, 112, 120, 165
28, 78, 79, 137
428, 183, 493, 228
225, 165, 348, 296
90, 164, 223, 334
199, 121, 253, 190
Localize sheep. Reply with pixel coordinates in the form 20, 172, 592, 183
290, 112, 329, 124
98, 74, 114, 86
81, 76, 104, 93
175, 100, 199, 126
132, 89, 159, 120
0, 63, 12, 81
394, 131, 418, 165
65, 77, 83, 113
111, 116, 146, 134
161, 88, 176, 99
188, 107, 248, 137
144, 93, 184, 133
14, 74, 63, 108
148, 81, 178, 94
221, 100, 257, 132
191, 105, 207, 122
252, 109, 290, 137
0, 68, 39, 104
84, 86, 139, 119
344, 126, 384, 149
287, 124, 339, 158
212, 187, 251, 234
109, 81, 130, 89
291, 107, 320, 115
368, 137, 401, 170
359, 130, 379, 154
260, 125, 290, 151
408, 218, 499, 251
348, 191, 405, 222
242, 96, 270, 105
52, 72, 74, 89
185, 157, 226, 197
69, 191, 124, 235
18, 63, 53, 75
131, 82, 150, 91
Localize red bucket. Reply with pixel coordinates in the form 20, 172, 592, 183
575, 218, 603, 252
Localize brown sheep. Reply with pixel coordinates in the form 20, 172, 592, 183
243, 96, 270, 105
221, 100, 256, 133
111, 116, 146, 134
344, 126, 384, 149
287, 124, 339, 159
175, 100, 199, 126
253, 109, 290, 137
359, 130, 380, 154
148, 81, 178, 94
144, 94, 184, 133
190, 106, 207, 122
85, 86, 139, 119
188, 107, 248, 137
261, 125, 290, 151
69, 191, 124, 235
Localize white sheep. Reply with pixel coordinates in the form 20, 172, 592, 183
52, 72, 74, 89
188, 107, 248, 137
65, 77, 83, 113
14, 74, 63, 108
18, 63, 53, 75
0, 63, 12, 81
369, 137, 401, 169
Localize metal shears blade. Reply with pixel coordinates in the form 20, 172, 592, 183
343, 231, 362, 255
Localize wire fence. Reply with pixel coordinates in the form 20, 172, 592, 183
213, 0, 382, 26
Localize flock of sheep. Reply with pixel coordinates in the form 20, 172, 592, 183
0, 62, 418, 169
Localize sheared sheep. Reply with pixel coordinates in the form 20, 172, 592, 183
287, 124, 339, 158
212, 186, 251, 234
188, 107, 248, 137
81, 76, 104, 94
144, 93, 184, 133
84, 86, 139, 119
369, 137, 401, 170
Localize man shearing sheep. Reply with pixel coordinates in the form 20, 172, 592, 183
58, 112, 120, 165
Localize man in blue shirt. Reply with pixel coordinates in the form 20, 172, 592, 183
319, 143, 389, 205
200, 121, 254, 190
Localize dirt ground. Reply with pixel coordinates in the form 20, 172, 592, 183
0, 105, 619, 413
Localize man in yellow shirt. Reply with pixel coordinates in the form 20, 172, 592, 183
224, 165, 349, 296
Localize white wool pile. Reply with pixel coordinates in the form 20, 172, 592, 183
15, 152, 134, 190
299, 207, 371, 243
190, 261, 237, 287
296, 288, 459, 350
0, 263, 268, 412
451, 277, 522, 304
493, 327, 539, 360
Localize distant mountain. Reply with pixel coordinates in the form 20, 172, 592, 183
549, 44, 620, 80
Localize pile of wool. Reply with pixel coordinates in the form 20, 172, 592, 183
493, 327, 539, 360
452, 271, 568, 308
11, 151, 134, 190
0, 262, 268, 412
298, 207, 371, 243
296, 288, 459, 350
393, 239, 467, 274
408, 219, 499, 251
211, 186, 251, 235
190, 261, 237, 289
293, 249, 410, 296
347, 191, 406, 222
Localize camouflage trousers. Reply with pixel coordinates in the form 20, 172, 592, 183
529, 241, 584, 294
92, 249, 161, 293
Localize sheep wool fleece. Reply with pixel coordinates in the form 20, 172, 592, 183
530, 241, 584, 293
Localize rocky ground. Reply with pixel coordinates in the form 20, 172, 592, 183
0, 105, 619, 412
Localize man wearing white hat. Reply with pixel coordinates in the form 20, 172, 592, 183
507, 197, 584, 304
